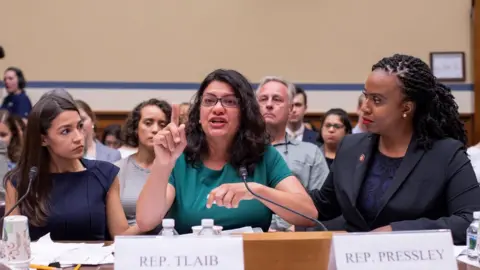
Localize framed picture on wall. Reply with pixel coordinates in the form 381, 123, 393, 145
429, 52, 466, 82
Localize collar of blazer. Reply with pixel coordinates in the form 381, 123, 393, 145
348, 133, 425, 221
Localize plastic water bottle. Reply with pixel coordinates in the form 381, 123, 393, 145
467, 211, 480, 258
159, 219, 179, 236
198, 219, 220, 236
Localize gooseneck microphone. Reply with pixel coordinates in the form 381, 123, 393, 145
239, 166, 327, 231
1, 167, 38, 221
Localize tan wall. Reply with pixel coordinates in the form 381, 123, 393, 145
0, 0, 472, 83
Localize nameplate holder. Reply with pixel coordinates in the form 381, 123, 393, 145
114, 235, 244, 270
327, 230, 457, 270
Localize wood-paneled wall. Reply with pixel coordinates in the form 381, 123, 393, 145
94, 111, 476, 147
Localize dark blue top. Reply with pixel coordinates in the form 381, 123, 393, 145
1, 91, 32, 118
357, 150, 403, 224
12, 159, 119, 241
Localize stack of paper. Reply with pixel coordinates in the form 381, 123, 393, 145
30, 234, 114, 266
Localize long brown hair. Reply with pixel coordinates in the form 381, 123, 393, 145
0, 110, 22, 163
4, 89, 79, 226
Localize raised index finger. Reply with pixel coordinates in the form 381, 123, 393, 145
171, 104, 180, 125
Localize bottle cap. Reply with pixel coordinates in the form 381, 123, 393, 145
201, 219, 214, 227
162, 218, 175, 227
474, 211, 480, 219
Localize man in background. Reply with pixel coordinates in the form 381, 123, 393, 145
256, 76, 329, 231
352, 94, 366, 134
287, 86, 319, 143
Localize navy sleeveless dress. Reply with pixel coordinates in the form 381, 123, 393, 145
12, 159, 119, 241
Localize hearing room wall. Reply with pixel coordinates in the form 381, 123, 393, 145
0, 0, 473, 113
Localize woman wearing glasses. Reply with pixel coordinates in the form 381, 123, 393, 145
136, 69, 316, 234
318, 108, 353, 168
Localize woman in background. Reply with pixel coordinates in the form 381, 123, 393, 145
2, 67, 32, 120
136, 69, 316, 234
116, 99, 171, 226
102, 124, 122, 149
0, 110, 23, 170
4, 89, 139, 241
317, 108, 352, 168
179, 102, 190, 125
75, 100, 121, 163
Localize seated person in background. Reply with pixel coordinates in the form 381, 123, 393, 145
116, 99, 171, 226
101, 124, 122, 149
287, 86, 318, 144
75, 100, 121, 163
0, 110, 23, 170
467, 142, 480, 183
136, 69, 317, 234
256, 76, 329, 231
318, 108, 352, 168
10, 113, 26, 140
2, 67, 32, 121
309, 54, 480, 244
179, 102, 190, 125
4, 89, 140, 241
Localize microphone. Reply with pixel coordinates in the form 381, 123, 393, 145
1, 167, 38, 221
239, 166, 327, 231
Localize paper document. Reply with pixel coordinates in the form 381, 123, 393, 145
30, 233, 113, 266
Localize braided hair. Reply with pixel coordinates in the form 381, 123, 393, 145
372, 54, 467, 150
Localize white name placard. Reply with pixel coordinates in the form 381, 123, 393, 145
328, 230, 457, 270
114, 235, 244, 270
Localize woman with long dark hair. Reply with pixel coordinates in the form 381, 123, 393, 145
4, 89, 139, 240
309, 54, 480, 244
136, 69, 316, 234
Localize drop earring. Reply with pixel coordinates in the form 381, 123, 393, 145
402, 113, 407, 118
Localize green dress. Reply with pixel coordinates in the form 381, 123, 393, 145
168, 145, 292, 234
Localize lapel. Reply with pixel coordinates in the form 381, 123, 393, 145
349, 133, 378, 206
373, 135, 425, 220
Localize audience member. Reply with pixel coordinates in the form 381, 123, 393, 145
75, 100, 121, 163
116, 99, 171, 226
318, 108, 352, 167
0, 110, 22, 170
2, 67, 32, 120
256, 76, 329, 231
309, 54, 480, 244
287, 86, 319, 143
102, 124, 122, 149
352, 94, 366, 133
179, 102, 190, 125
136, 69, 316, 234
467, 143, 480, 183
4, 89, 139, 241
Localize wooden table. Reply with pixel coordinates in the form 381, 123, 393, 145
40, 233, 480, 270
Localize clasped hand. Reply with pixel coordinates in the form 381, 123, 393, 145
206, 183, 258, 209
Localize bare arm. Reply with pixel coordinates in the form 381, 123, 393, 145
135, 164, 176, 232
106, 177, 142, 236
254, 176, 317, 226
5, 180, 20, 216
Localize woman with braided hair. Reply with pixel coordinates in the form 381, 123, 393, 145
309, 54, 480, 244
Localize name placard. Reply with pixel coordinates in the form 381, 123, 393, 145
328, 230, 457, 270
114, 236, 244, 270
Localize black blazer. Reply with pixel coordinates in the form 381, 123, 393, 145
303, 128, 319, 144
310, 133, 480, 244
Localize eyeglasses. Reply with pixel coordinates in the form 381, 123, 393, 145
324, 123, 344, 129
201, 94, 239, 108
